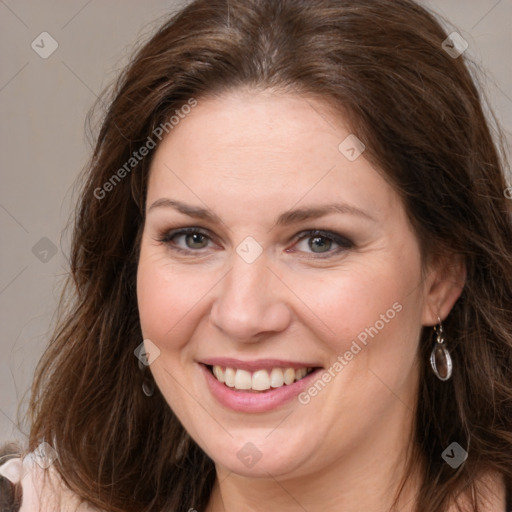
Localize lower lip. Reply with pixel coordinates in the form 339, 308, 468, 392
199, 364, 322, 413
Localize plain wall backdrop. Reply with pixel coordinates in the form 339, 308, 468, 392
1, 0, 511, 444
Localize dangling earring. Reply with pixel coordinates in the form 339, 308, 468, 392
138, 359, 155, 396
430, 317, 453, 381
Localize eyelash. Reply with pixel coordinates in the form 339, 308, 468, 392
155, 227, 354, 259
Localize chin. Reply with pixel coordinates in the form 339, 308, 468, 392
200, 432, 317, 480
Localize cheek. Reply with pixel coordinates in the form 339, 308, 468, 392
137, 256, 175, 343
136, 248, 216, 353
292, 257, 420, 349
291, 261, 423, 430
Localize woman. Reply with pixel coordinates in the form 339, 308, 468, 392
1, 0, 511, 510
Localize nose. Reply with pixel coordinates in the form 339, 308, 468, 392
209, 251, 292, 343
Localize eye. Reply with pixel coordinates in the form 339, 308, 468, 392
289, 230, 354, 258
156, 227, 214, 253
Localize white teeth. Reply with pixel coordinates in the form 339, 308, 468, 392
283, 368, 295, 385
252, 370, 271, 391
270, 368, 284, 387
224, 367, 236, 387
211, 365, 312, 391
296, 368, 307, 380
212, 365, 225, 383
234, 369, 252, 389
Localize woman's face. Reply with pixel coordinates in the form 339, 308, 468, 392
137, 89, 462, 480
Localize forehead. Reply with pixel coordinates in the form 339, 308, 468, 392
146, 90, 400, 223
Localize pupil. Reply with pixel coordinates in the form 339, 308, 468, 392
187, 233, 206, 248
309, 236, 331, 253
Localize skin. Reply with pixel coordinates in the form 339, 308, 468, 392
136, 89, 472, 511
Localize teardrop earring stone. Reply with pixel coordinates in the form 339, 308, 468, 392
430, 344, 453, 381
142, 379, 155, 397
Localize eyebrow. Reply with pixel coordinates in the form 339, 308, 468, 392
147, 198, 376, 225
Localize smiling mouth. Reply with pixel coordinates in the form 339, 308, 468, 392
206, 365, 318, 392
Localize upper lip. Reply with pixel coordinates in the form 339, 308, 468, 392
199, 357, 323, 371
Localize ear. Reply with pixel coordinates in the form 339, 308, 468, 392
421, 253, 466, 326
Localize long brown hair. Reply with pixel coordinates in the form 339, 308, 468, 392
12, 0, 512, 510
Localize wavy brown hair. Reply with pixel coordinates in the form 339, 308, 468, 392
5, 0, 512, 510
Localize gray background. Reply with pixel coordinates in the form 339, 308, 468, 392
1, 0, 511, 444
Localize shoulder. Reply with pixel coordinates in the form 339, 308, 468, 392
0, 449, 102, 512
